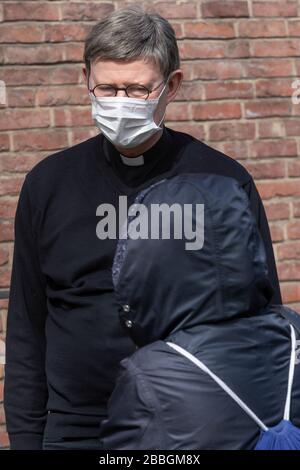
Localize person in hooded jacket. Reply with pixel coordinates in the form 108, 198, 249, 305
98, 173, 300, 450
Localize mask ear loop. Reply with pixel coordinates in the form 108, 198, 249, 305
157, 110, 166, 128
154, 75, 170, 128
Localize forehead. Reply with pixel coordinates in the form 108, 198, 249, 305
90, 57, 162, 85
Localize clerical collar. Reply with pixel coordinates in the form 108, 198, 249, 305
119, 153, 144, 166
103, 126, 168, 166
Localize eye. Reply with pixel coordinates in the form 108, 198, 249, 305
93, 85, 116, 97
126, 85, 149, 98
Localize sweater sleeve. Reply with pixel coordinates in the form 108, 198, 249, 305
4, 176, 48, 450
243, 177, 282, 305
99, 358, 161, 450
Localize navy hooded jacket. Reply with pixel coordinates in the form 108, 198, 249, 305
99, 174, 300, 450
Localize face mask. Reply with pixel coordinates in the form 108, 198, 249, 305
90, 81, 168, 149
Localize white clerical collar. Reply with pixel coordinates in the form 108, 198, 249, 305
119, 153, 144, 166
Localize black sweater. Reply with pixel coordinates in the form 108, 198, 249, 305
4, 126, 282, 449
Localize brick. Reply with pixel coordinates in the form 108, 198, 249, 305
287, 221, 300, 239
295, 61, 300, 76
288, 20, 300, 36
292, 100, 300, 116
238, 20, 286, 38
258, 121, 285, 138
281, 283, 300, 303
288, 160, 300, 177
0, 24, 44, 43
0, 431, 9, 449
269, 224, 285, 242
0, 249, 9, 267
285, 119, 300, 136
169, 123, 205, 140
54, 108, 92, 128
278, 242, 300, 260
2, 66, 81, 86
181, 63, 194, 81
175, 82, 204, 101
0, 221, 14, 242
145, 2, 196, 19
0, 408, 6, 425
249, 139, 297, 158
0, 223, 13, 243
294, 201, 300, 217
0, 153, 45, 173
204, 81, 253, 100
253, 1, 298, 17
192, 60, 244, 80
245, 59, 293, 78
208, 122, 255, 141
69, 128, 96, 146
256, 180, 300, 200
0, 109, 50, 131
252, 40, 300, 57
61, 2, 114, 21
44, 23, 90, 43
244, 161, 285, 180
0, 311, 7, 331
0, 135, 10, 153
0, 300, 8, 310
0, 178, 24, 196
179, 40, 250, 59
170, 22, 184, 39
179, 42, 226, 60
278, 262, 300, 281
4, 45, 64, 65
256, 79, 295, 98
166, 103, 190, 121
0, 271, 11, 288
36, 86, 89, 107
64, 43, 84, 62
265, 202, 290, 221
226, 40, 250, 58
202, 1, 249, 18
13, 130, 69, 152
221, 141, 248, 159
3, 2, 60, 21
192, 102, 241, 121
184, 21, 235, 39
7, 89, 36, 108
0, 200, 17, 218
245, 101, 291, 119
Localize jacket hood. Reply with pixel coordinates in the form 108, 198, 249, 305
112, 173, 274, 347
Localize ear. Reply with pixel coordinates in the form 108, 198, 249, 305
166, 69, 184, 104
82, 66, 89, 89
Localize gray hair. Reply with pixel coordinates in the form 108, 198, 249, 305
84, 6, 180, 80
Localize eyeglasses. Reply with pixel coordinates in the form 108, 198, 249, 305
89, 79, 166, 100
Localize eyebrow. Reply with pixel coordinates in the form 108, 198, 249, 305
99, 81, 152, 87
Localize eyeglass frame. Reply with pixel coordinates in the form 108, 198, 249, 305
89, 78, 167, 100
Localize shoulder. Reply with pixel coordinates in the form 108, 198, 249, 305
21, 134, 101, 209
168, 127, 253, 186
25, 134, 100, 187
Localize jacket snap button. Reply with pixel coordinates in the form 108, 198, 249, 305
125, 320, 133, 328
123, 304, 130, 313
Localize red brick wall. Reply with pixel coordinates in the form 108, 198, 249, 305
1, 0, 300, 448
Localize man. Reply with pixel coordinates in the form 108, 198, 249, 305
4, 7, 282, 450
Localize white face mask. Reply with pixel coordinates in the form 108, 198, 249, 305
90, 81, 168, 149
